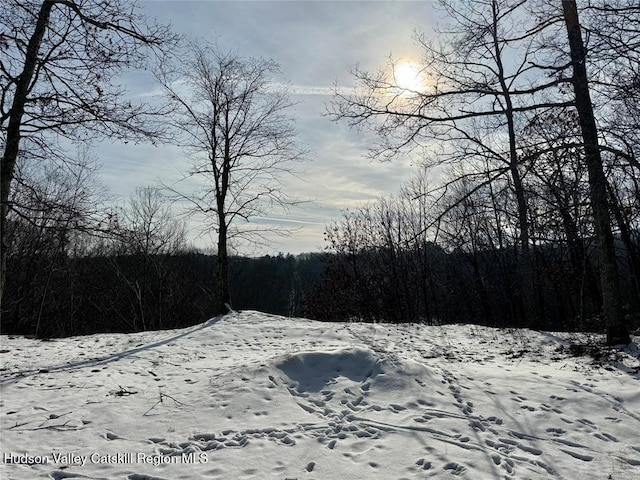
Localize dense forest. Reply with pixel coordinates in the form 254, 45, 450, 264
307, 195, 640, 333
1, 241, 328, 337
2, 215, 638, 338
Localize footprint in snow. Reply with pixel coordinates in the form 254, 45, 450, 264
389, 403, 407, 413
128, 474, 169, 480
560, 448, 594, 462
593, 432, 618, 442
443, 462, 466, 475
516, 443, 543, 456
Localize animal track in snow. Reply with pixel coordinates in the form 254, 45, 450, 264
443, 461, 466, 475
415, 458, 432, 470
560, 448, 594, 462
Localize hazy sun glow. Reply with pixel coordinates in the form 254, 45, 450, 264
394, 62, 424, 93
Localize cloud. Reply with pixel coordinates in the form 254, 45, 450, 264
282, 84, 350, 97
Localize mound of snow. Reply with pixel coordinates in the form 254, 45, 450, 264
275, 347, 383, 392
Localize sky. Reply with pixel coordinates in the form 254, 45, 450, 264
100, 0, 445, 255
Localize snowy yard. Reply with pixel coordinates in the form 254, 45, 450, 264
1, 311, 639, 479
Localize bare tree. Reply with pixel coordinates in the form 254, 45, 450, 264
119, 186, 186, 257
105, 186, 186, 330
0, 0, 176, 302
560, 0, 630, 344
158, 44, 305, 314
523, 109, 603, 321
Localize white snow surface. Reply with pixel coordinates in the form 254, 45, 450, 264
1, 311, 639, 479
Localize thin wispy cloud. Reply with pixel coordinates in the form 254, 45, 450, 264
252, 215, 327, 226
285, 84, 352, 97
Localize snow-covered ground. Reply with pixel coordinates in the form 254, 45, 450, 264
1, 311, 639, 479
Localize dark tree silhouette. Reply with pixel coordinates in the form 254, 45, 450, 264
561, 0, 630, 345
157, 44, 305, 314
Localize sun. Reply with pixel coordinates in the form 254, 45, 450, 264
393, 62, 424, 93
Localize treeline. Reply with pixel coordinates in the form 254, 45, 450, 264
1, 241, 328, 338
303, 175, 640, 332
2, 193, 638, 337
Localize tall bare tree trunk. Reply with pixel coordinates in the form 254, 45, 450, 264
561, 0, 630, 345
1, 1, 54, 303
491, 0, 538, 326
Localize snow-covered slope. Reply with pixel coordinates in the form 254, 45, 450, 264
1, 311, 639, 479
